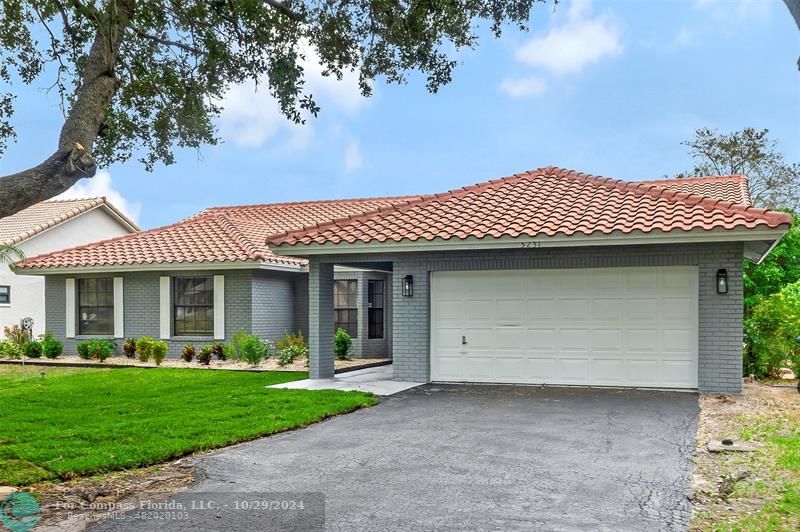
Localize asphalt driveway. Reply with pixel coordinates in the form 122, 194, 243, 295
92, 385, 699, 531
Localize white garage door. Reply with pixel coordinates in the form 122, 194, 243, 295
430, 267, 699, 389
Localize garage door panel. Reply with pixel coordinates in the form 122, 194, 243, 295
590, 359, 625, 383
527, 328, 556, 350
497, 299, 525, 322
591, 299, 624, 320
557, 359, 589, 382
431, 267, 698, 389
626, 329, 659, 351
661, 298, 694, 321
528, 299, 556, 320
496, 327, 524, 348
466, 300, 495, 321
625, 299, 659, 320
559, 329, 590, 351
438, 300, 464, 321
436, 328, 464, 348
559, 299, 589, 321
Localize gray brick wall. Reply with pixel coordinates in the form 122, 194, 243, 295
44, 269, 284, 357
252, 271, 297, 341
305, 242, 746, 393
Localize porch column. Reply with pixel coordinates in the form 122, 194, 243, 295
308, 260, 335, 379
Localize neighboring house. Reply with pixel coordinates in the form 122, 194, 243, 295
15, 197, 417, 359
1, 198, 139, 336
15, 169, 791, 394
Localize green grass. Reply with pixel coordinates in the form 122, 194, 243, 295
706, 416, 800, 531
0, 366, 377, 486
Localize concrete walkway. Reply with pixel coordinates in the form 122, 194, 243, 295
268, 363, 423, 396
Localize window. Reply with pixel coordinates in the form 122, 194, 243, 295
368, 280, 384, 339
78, 278, 114, 335
0, 286, 9, 304
334, 280, 358, 338
174, 277, 214, 336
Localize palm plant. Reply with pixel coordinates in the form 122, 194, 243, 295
0, 244, 25, 265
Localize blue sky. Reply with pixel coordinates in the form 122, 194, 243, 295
0, 0, 798, 229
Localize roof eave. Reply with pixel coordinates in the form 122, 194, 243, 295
15, 258, 307, 275
268, 226, 792, 257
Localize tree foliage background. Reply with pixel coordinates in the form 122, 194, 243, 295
0, 0, 543, 217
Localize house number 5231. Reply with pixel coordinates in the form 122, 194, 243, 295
520, 241, 542, 248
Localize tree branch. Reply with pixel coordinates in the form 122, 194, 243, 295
131, 27, 203, 55
265, 0, 302, 21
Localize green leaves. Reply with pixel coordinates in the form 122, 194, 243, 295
0, 0, 544, 170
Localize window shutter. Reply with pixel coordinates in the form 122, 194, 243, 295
114, 277, 124, 338
65, 278, 76, 338
214, 275, 225, 340
160, 276, 171, 339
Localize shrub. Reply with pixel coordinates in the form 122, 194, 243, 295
152, 341, 168, 366
276, 331, 307, 353
333, 328, 352, 360
239, 335, 266, 366
211, 342, 225, 361
197, 345, 213, 365
745, 281, 800, 379
40, 332, 63, 359
278, 344, 308, 367
0, 340, 22, 359
136, 336, 154, 363
181, 344, 196, 363
76, 339, 115, 362
123, 338, 137, 358
3, 324, 29, 346
225, 329, 248, 361
263, 339, 276, 359
22, 340, 42, 358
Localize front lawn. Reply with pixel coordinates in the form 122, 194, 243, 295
0, 366, 377, 486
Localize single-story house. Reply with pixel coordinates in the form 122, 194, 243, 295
16, 167, 791, 394
14, 196, 417, 359
1, 198, 138, 335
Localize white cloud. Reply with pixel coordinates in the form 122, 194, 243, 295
57, 170, 141, 224
513, 0, 623, 76
344, 140, 363, 173
218, 40, 367, 150
672, 27, 694, 48
499, 76, 548, 98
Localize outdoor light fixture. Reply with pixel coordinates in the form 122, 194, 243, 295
402, 275, 414, 297
716, 269, 728, 294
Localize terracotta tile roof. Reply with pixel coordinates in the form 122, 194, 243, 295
16, 196, 418, 270
637, 175, 752, 205
0, 197, 139, 246
268, 167, 791, 248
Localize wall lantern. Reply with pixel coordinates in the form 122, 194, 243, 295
402, 275, 414, 297
716, 269, 728, 294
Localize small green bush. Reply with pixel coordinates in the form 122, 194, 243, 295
239, 335, 266, 366
136, 336, 154, 362
22, 340, 42, 358
276, 331, 307, 352
76, 339, 115, 362
123, 338, 137, 358
745, 281, 800, 378
263, 339, 276, 359
181, 344, 196, 363
333, 328, 352, 360
40, 332, 63, 359
211, 342, 225, 361
225, 330, 248, 361
197, 345, 213, 365
277, 344, 308, 367
152, 341, 168, 366
0, 340, 22, 359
